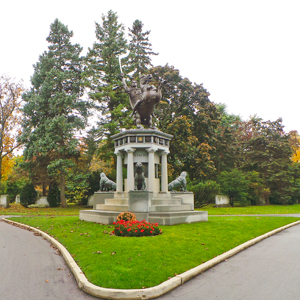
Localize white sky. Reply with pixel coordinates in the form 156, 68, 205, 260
1, 0, 300, 132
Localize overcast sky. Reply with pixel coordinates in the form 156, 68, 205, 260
1, 0, 299, 132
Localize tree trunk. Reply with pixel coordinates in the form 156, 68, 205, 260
60, 174, 68, 208
0, 156, 2, 182
42, 182, 47, 196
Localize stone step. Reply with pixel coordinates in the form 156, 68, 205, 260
105, 198, 129, 205
150, 204, 192, 212
151, 198, 181, 205
96, 204, 128, 212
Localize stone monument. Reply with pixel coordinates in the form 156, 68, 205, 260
79, 72, 208, 225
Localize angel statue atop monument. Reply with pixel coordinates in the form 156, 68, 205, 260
120, 59, 166, 129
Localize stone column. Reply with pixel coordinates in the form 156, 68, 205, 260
146, 148, 156, 191
116, 151, 123, 192
161, 151, 169, 192
126, 148, 135, 191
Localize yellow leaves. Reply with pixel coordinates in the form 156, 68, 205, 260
0, 75, 24, 179
291, 149, 300, 163
1, 156, 14, 181
290, 131, 300, 163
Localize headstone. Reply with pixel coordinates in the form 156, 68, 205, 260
15, 195, 20, 203
215, 195, 230, 207
36, 196, 49, 206
0, 195, 9, 208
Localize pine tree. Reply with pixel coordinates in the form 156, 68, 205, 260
127, 20, 158, 79
85, 10, 129, 176
20, 19, 89, 207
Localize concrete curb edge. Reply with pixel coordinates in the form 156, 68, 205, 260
3, 218, 300, 299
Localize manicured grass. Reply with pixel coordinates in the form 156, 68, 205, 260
9, 215, 300, 289
198, 204, 300, 215
0, 203, 85, 215
3, 203, 300, 217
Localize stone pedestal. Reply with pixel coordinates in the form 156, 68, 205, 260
128, 190, 152, 213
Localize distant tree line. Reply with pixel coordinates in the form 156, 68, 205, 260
1, 10, 300, 207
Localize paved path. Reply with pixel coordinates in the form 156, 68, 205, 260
0, 216, 100, 300
158, 222, 300, 300
2, 215, 300, 300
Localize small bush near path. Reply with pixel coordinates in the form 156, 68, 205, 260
8, 215, 300, 289
20, 183, 37, 207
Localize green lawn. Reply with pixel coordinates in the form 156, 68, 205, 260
9, 215, 300, 289
199, 204, 300, 215
0, 203, 86, 215
3, 203, 300, 217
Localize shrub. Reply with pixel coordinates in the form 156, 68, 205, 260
217, 169, 250, 207
20, 183, 37, 207
113, 219, 162, 237
47, 182, 60, 207
116, 212, 137, 222
189, 180, 220, 208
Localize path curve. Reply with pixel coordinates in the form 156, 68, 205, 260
0, 216, 99, 300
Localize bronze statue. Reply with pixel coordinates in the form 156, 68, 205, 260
121, 74, 143, 127
134, 163, 146, 190
121, 68, 166, 128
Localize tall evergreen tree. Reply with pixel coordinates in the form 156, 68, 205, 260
20, 19, 89, 207
85, 10, 129, 176
127, 20, 158, 79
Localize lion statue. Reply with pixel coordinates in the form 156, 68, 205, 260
99, 173, 116, 191
168, 171, 187, 192
135, 162, 146, 190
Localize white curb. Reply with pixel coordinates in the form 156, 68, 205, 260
3, 218, 300, 299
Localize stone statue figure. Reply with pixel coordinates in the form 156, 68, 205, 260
168, 171, 187, 192
99, 173, 116, 191
134, 162, 146, 190
121, 72, 166, 128
121, 74, 142, 126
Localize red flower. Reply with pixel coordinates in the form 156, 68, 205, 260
127, 228, 131, 232
150, 231, 153, 233
141, 229, 144, 233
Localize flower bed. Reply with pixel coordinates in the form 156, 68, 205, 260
112, 219, 162, 237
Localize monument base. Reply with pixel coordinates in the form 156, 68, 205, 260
79, 190, 207, 225
79, 209, 208, 226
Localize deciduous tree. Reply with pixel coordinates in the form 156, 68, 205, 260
0, 75, 24, 181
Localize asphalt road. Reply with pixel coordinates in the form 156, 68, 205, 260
0, 216, 99, 300
158, 222, 300, 300
1, 215, 300, 300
